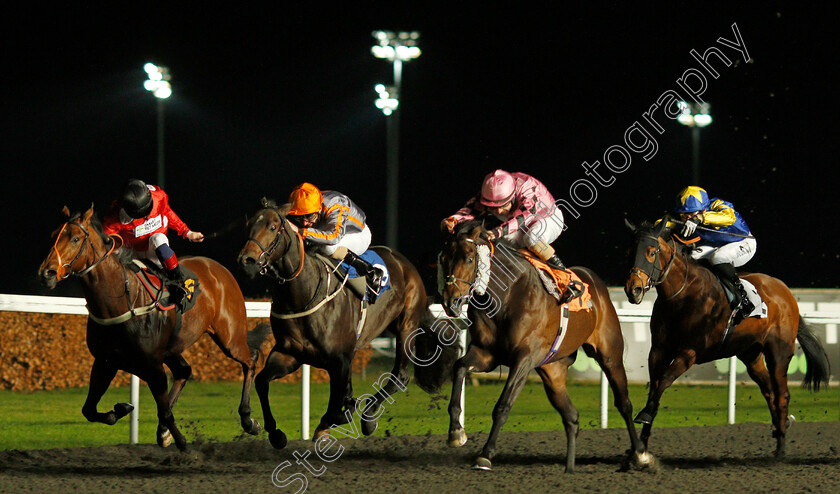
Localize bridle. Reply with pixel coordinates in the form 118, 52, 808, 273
245, 209, 305, 283
442, 236, 494, 295
629, 233, 688, 299
51, 220, 117, 280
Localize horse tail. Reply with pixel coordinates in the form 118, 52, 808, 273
796, 316, 831, 391
412, 308, 463, 394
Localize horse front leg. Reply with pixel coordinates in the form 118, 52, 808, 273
448, 347, 494, 448
314, 358, 354, 441
81, 359, 133, 425
473, 355, 532, 471
255, 348, 301, 449
636, 348, 696, 450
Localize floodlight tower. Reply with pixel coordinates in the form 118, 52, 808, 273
143, 63, 172, 188
677, 101, 712, 185
371, 31, 421, 249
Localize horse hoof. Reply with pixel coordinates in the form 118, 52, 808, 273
268, 430, 288, 450
361, 419, 378, 436
243, 418, 262, 436
158, 429, 173, 448
634, 411, 653, 425
113, 403, 134, 420
628, 451, 656, 470
313, 429, 331, 442
472, 457, 492, 471
448, 428, 468, 448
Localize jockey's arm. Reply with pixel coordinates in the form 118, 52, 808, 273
699, 201, 737, 228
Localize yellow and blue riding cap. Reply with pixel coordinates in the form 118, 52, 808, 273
675, 186, 710, 213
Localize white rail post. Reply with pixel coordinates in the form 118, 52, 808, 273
130, 374, 139, 444
728, 356, 737, 424
301, 364, 311, 440
600, 371, 609, 428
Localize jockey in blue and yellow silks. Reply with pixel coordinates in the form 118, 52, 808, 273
675, 186, 757, 323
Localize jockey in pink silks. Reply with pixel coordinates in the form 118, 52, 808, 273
442, 169, 571, 271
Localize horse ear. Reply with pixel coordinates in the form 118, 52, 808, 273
259, 197, 269, 208
654, 215, 670, 236
82, 204, 95, 223
61, 206, 71, 218
624, 218, 637, 233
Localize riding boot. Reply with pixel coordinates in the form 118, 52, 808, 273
544, 254, 568, 271
166, 265, 190, 311
343, 251, 383, 304
712, 263, 751, 324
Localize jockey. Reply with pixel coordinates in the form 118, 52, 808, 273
102, 179, 204, 309
675, 185, 756, 322
285, 182, 383, 303
442, 169, 570, 270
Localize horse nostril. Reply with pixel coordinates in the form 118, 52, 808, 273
240, 256, 255, 266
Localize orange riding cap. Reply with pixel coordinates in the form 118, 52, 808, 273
288, 182, 323, 215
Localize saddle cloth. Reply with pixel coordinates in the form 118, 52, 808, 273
338, 250, 392, 300
520, 251, 592, 312
721, 277, 768, 319
130, 260, 200, 312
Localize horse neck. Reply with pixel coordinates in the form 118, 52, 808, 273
271, 239, 329, 307
77, 248, 137, 319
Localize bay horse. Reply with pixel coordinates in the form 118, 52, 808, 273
624, 217, 831, 458
38, 206, 265, 451
434, 221, 648, 473
236, 198, 429, 449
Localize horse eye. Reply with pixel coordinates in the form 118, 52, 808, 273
270, 224, 277, 232
71, 236, 81, 244
467, 257, 474, 264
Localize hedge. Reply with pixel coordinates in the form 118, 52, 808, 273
0, 311, 371, 391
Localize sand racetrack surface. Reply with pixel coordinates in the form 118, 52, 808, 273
1, 422, 838, 493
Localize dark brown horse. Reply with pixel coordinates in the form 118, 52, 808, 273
624, 217, 831, 458
236, 199, 429, 448
38, 206, 265, 451
434, 221, 648, 473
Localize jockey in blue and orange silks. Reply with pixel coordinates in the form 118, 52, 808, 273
285, 182, 384, 303
675, 185, 757, 322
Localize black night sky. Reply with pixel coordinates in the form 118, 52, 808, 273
4, 3, 838, 298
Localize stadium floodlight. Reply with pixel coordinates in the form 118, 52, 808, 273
676, 101, 712, 183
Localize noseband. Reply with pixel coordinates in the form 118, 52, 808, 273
442, 237, 494, 295
52, 220, 116, 279
629, 234, 679, 294
246, 210, 305, 283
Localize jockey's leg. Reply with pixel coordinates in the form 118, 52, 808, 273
150, 233, 188, 308
333, 227, 383, 302
709, 239, 757, 320
521, 208, 569, 271
710, 262, 752, 323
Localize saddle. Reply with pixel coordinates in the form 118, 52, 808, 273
317, 250, 391, 303
520, 251, 592, 312
129, 260, 201, 313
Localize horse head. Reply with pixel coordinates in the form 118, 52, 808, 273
438, 221, 491, 317
38, 204, 115, 289
237, 198, 303, 282
624, 216, 678, 303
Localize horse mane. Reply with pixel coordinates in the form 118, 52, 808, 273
80, 210, 135, 266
